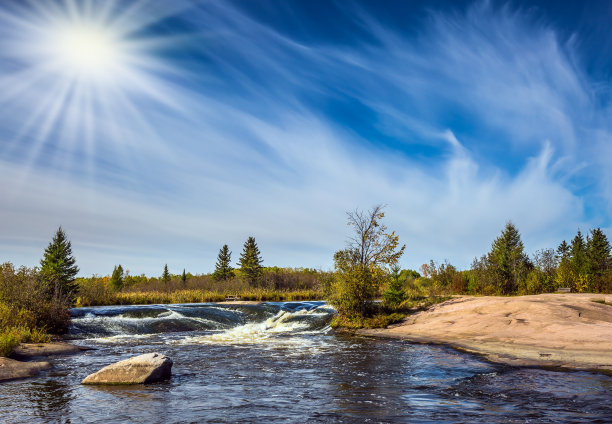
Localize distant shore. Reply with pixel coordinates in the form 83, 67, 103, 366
359, 293, 612, 373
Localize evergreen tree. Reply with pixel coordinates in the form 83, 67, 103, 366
569, 229, 588, 277
181, 268, 187, 285
587, 228, 611, 292
556, 240, 570, 260
40, 226, 79, 304
382, 265, 407, 308
162, 264, 170, 284
110, 265, 124, 291
238, 237, 263, 286
487, 222, 531, 294
212, 244, 234, 281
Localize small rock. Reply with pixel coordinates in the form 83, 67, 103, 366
82, 352, 172, 385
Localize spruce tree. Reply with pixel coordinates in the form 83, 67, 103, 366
238, 237, 263, 287
212, 244, 234, 281
487, 222, 531, 294
555, 240, 573, 289
556, 240, 570, 260
110, 264, 124, 291
587, 228, 611, 292
40, 226, 79, 304
382, 265, 406, 308
162, 264, 170, 284
569, 229, 588, 277
181, 268, 187, 285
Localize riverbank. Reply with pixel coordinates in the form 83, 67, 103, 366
359, 293, 612, 373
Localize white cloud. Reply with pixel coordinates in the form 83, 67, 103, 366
0, 1, 609, 275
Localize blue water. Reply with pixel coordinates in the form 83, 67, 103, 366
1, 302, 610, 423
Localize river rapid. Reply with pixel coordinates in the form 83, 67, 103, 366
1, 301, 611, 423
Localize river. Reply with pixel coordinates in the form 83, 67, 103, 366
1, 301, 611, 423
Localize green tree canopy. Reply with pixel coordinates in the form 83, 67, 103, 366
162, 264, 170, 283
212, 244, 235, 281
569, 229, 589, 277
238, 237, 263, 286
556, 240, 570, 260
110, 264, 124, 291
329, 205, 405, 317
181, 268, 187, 284
382, 264, 407, 308
487, 221, 531, 294
586, 228, 611, 292
40, 226, 79, 304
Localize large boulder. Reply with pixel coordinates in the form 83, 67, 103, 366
82, 352, 172, 385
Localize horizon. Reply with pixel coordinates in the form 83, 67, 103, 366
1, 0, 611, 276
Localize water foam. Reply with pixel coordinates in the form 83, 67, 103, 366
176, 306, 333, 347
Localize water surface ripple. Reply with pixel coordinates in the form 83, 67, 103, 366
1, 302, 611, 423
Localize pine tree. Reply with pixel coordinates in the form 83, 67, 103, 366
556, 240, 570, 260
569, 229, 588, 277
40, 226, 79, 304
487, 222, 531, 294
238, 237, 263, 286
181, 268, 187, 285
162, 264, 170, 284
382, 265, 406, 308
110, 265, 124, 291
212, 244, 234, 281
587, 228, 611, 292
555, 240, 573, 289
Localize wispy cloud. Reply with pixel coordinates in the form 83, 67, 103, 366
0, 0, 609, 275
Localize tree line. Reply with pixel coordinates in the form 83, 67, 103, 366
326, 205, 611, 323
2, 213, 611, 346
107, 236, 268, 292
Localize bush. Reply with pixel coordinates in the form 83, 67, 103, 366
0, 300, 50, 357
0, 263, 71, 334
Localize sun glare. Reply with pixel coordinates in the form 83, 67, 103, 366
1, 0, 181, 178
53, 25, 118, 75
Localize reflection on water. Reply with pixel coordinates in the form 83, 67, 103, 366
0, 302, 611, 423
26, 379, 74, 418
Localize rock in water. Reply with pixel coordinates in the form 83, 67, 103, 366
82, 352, 172, 385
0, 357, 52, 382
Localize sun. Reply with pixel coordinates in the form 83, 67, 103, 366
0, 0, 182, 179
52, 24, 119, 77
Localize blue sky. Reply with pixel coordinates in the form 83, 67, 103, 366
0, 0, 611, 276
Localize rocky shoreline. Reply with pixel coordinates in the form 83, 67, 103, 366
359, 293, 612, 374
0, 342, 92, 383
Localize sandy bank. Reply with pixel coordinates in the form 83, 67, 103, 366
359, 293, 612, 373
1, 342, 91, 383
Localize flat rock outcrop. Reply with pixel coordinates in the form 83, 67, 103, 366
359, 293, 612, 372
82, 352, 172, 385
11, 342, 92, 359
0, 357, 52, 382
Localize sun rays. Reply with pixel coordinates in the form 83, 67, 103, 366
0, 0, 185, 182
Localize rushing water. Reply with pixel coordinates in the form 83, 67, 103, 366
1, 301, 611, 423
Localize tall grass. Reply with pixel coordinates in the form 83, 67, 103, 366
77, 288, 324, 306
76, 268, 329, 307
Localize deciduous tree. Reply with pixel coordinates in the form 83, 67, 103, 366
329, 205, 405, 317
